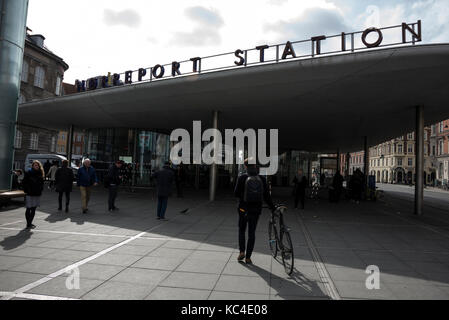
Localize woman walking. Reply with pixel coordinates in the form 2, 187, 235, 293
22, 160, 45, 229
55, 160, 74, 212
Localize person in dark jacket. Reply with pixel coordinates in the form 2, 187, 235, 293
55, 160, 74, 212
331, 171, 344, 202
234, 159, 275, 264
151, 162, 174, 220
106, 160, 123, 212
22, 160, 45, 229
293, 169, 308, 209
77, 158, 98, 213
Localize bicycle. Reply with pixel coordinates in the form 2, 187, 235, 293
268, 204, 294, 275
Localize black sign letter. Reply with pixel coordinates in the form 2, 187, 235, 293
113, 73, 120, 86
402, 20, 421, 43
361, 27, 383, 48
190, 57, 201, 72
282, 41, 296, 59
234, 49, 245, 66
138, 68, 147, 81
125, 71, 133, 84
256, 45, 269, 62
311, 35, 326, 55
152, 64, 165, 79
172, 61, 181, 77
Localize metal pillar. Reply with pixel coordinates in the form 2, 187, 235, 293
66, 125, 74, 164
0, 0, 29, 191
209, 110, 219, 201
364, 136, 369, 186
415, 106, 424, 215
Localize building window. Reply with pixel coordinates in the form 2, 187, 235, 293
408, 144, 413, 154
439, 140, 444, 155
14, 129, 22, 148
407, 133, 413, 140
21, 61, 29, 82
50, 136, 56, 153
55, 76, 62, 95
398, 144, 403, 153
432, 145, 436, 156
440, 122, 444, 133
398, 158, 403, 166
408, 158, 413, 166
34, 66, 45, 89
76, 135, 82, 142
30, 132, 39, 150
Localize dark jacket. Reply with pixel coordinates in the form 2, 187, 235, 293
332, 173, 344, 190
293, 175, 308, 194
22, 169, 44, 196
152, 165, 175, 197
107, 164, 121, 186
77, 166, 98, 187
55, 167, 74, 193
234, 169, 275, 213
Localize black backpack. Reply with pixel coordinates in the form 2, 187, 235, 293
243, 175, 264, 203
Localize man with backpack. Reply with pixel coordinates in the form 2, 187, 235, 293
234, 158, 275, 264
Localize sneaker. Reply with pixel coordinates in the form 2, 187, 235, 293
65, 206, 69, 213
157, 217, 161, 220
82, 209, 88, 214
237, 252, 245, 261
245, 258, 253, 264
26, 224, 36, 229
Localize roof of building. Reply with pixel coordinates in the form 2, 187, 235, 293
17, 44, 449, 153
25, 34, 69, 71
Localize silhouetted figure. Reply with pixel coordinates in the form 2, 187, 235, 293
152, 162, 175, 220
55, 160, 74, 212
293, 169, 308, 209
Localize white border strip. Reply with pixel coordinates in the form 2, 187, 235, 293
0, 291, 79, 300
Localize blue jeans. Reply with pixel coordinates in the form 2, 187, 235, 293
157, 196, 168, 218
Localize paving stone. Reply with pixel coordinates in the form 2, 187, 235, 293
333, 280, 397, 299
110, 244, 158, 256
176, 258, 227, 274
76, 263, 125, 281
90, 253, 142, 267
132, 256, 184, 271
209, 291, 269, 300
43, 250, 95, 263
2, 247, 58, 259
0, 255, 33, 271
109, 268, 170, 285
214, 275, 270, 294
160, 272, 220, 290
385, 283, 449, 299
10, 258, 70, 275
27, 276, 104, 299
146, 286, 211, 300
0, 271, 44, 292
81, 281, 155, 300
147, 247, 194, 259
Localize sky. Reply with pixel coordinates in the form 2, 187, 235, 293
26, 0, 449, 84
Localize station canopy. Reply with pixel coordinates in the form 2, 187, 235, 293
18, 44, 449, 153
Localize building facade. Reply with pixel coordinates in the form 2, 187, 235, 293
14, 32, 69, 170
369, 128, 437, 185
435, 120, 449, 185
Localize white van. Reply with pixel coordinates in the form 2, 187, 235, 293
24, 154, 78, 177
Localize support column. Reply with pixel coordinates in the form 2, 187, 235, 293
415, 106, 424, 215
345, 152, 350, 177
336, 149, 341, 174
209, 110, 219, 201
0, 0, 29, 191
364, 136, 369, 187
66, 125, 74, 164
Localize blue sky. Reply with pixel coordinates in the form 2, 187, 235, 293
26, 0, 449, 83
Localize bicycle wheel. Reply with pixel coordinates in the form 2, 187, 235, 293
268, 219, 279, 258
280, 229, 294, 275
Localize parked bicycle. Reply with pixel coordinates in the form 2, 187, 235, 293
268, 204, 294, 275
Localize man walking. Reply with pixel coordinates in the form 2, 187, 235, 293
293, 169, 308, 209
234, 158, 275, 264
77, 158, 98, 213
106, 160, 123, 212
151, 161, 174, 220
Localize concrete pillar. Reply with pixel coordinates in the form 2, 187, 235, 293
209, 110, 219, 201
345, 152, 350, 177
0, 0, 29, 191
66, 125, 74, 164
336, 149, 341, 174
415, 106, 424, 215
364, 136, 369, 187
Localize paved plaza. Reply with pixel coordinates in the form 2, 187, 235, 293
1, 185, 449, 300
